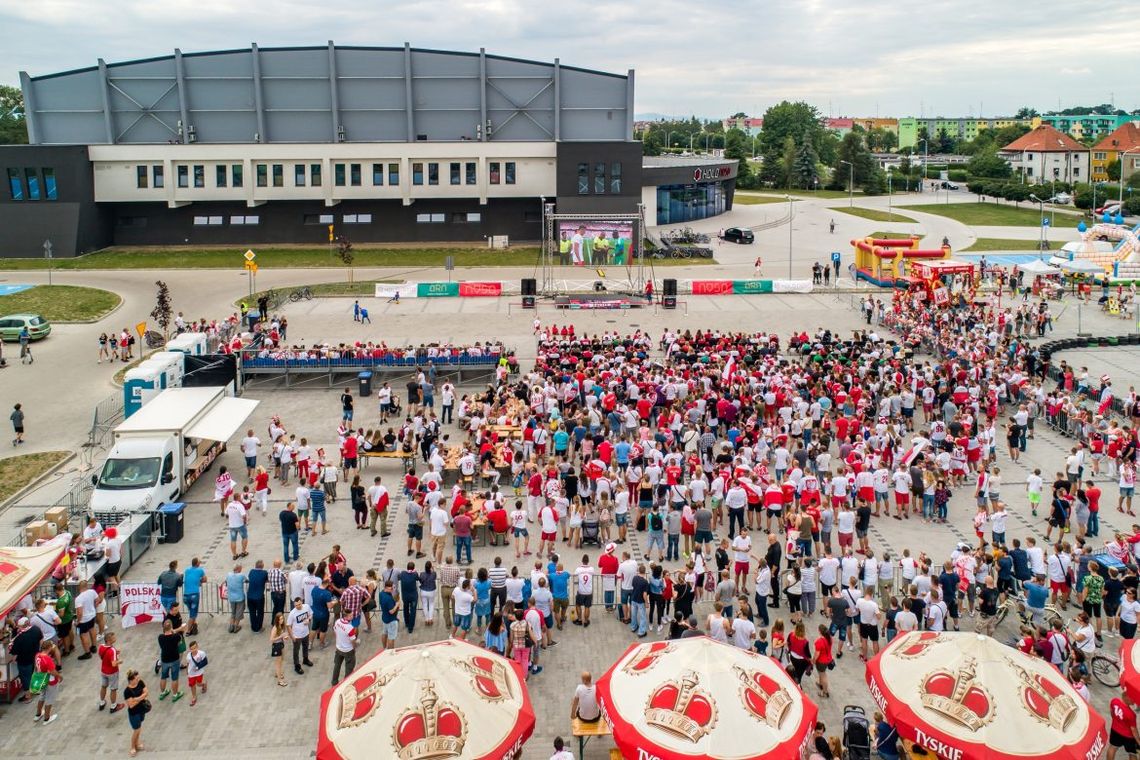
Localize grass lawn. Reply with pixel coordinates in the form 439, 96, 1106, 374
0, 451, 70, 504
733, 194, 792, 205
829, 206, 918, 224
0, 285, 121, 321
961, 238, 1049, 252
897, 202, 1055, 227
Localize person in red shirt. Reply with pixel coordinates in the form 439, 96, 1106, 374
812, 624, 834, 698
254, 467, 271, 515
1086, 480, 1102, 538
665, 463, 682, 487
526, 469, 544, 522
1109, 693, 1140, 759
486, 506, 509, 545
597, 544, 619, 611
341, 434, 358, 474
98, 630, 124, 713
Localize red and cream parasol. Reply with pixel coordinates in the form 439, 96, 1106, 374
0, 540, 67, 619
316, 638, 534, 760
596, 636, 818, 760
865, 631, 1107, 760
1121, 639, 1140, 704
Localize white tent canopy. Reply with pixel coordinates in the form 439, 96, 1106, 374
1058, 258, 1105, 275
1019, 259, 1061, 275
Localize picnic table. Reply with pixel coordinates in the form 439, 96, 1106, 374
571, 717, 612, 759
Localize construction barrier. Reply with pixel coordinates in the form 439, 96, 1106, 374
691, 280, 733, 295
416, 282, 461, 297
732, 280, 774, 294
373, 283, 416, 299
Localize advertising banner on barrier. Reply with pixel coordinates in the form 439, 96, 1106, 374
732, 280, 773, 294
120, 583, 165, 629
772, 280, 814, 294
373, 283, 417, 299
458, 281, 502, 297
691, 280, 734, 295
416, 282, 460, 298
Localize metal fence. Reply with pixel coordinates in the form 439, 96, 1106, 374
4, 479, 94, 548
87, 392, 124, 447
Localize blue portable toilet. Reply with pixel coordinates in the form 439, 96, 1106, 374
123, 365, 162, 417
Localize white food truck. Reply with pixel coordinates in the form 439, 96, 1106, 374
89, 387, 259, 512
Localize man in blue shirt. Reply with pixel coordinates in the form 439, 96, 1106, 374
183, 557, 207, 636
937, 562, 960, 632
1009, 539, 1031, 593
553, 427, 570, 458
378, 581, 399, 650
225, 564, 247, 634
614, 439, 632, 471
549, 563, 571, 630
310, 578, 335, 647
1023, 574, 1049, 629
246, 560, 269, 632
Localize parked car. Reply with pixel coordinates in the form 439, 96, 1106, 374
939, 181, 960, 190
1095, 202, 1122, 215
1046, 193, 1072, 204
0, 314, 51, 341
719, 227, 754, 244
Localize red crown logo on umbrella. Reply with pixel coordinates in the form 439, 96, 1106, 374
919, 657, 994, 732
337, 669, 396, 729
459, 655, 513, 702
622, 641, 674, 676
644, 670, 718, 744
895, 631, 943, 659
734, 665, 793, 729
1009, 659, 1079, 731
393, 682, 467, 760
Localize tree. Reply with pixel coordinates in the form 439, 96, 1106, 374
730, 111, 747, 119
967, 149, 1013, 179
723, 128, 756, 188
835, 131, 874, 188
877, 128, 898, 152
641, 132, 662, 157
1106, 159, 1121, 181
793, 137, 820, 189
150, 280, 173, 339
1015, 107, 1039, 119
0, 85, 28, 145
862, 167, 887, 195
780, 135, 797, 188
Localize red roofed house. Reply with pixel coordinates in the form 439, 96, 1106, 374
999, 124, 1090, 184
1091, 121, 1140, 183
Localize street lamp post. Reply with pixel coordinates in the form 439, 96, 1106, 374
751, 134, 759, 159
887, 174, 893, 223
665, 131, 675, 152
917, 138, 928, 194
689, 133, 694, 153
1029, 194, 1046, 252
786, 195, 794, 279
839, 160, 854, 207
704, 134, 710, 154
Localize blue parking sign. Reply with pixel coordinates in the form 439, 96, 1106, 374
1042, 218, 1050, 227
831, 251, 841, 263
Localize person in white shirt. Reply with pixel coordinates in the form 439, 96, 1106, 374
331, 613, 358, 685
241, 430, 261, 480
225, 498, 249, 560
731, 529, 752, 593
731, 608, 756, 649
509, 502, 530, 558
855, 589, 882, 659
573, 558, 595, 627
286, 597, 314, 675
570, 671, 601, 722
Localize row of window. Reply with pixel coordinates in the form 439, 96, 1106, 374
6, 167, 58, 201
137, 161, 518, 191
187, 212, 483, 227
577, 162, 623, 195
192, 215, 260, 226
302, 214, 373, 225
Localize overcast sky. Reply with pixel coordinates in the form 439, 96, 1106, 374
3, 0, 1137, 118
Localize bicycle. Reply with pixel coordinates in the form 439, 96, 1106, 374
993, 595, 1062, 628
263, 289, 282, 310
288, 286, 313, 302
1088, 651, 1120, 687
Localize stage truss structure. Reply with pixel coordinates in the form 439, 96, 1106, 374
539, 204, 653, 297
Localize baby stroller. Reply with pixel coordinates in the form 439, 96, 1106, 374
580, 516, 601, 547
841, 705, 871, 760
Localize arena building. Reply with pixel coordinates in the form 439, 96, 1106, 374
1, 44, 737, 257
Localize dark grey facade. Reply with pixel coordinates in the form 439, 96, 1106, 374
555, 141, 645, 215
22, 44, 633, 146
108, 198, 542, 247
0, 145, 112, 257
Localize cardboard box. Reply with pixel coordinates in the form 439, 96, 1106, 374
23, 519, 50, 545
44, 506, 69, 532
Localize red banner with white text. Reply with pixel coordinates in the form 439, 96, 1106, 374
458, 281, 503, 297
691, 280, 733, 295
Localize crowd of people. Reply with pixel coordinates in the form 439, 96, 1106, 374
11, 294, 1140, 759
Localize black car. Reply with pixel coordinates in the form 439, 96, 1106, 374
720, 227, 754, 244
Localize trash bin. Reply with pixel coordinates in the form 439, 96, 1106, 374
158, 502, 186, 544
358, 371, 373, 397
247, 313, 260, 330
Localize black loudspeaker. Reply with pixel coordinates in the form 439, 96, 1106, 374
522, 296, 536, 309
521, 278, 536, 295
662, 278, 677, 309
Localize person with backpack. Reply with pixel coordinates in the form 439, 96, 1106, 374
645, 505, 666, 562
185, 640, 208, 705
1046, 618, 1071, 670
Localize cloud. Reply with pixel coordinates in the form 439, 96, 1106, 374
1, 0, 1137, 117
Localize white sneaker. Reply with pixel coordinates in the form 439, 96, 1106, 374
44, 714, 58, 725
33, 713, 42, 722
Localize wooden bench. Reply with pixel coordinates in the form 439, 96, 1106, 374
361, 450, 414, 472
571, 717, 611, 759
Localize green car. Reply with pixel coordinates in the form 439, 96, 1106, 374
0, 314, 52, 341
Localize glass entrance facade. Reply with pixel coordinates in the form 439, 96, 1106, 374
656, 182, 727, 225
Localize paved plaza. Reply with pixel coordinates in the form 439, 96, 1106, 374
0, 193, 1136, 759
